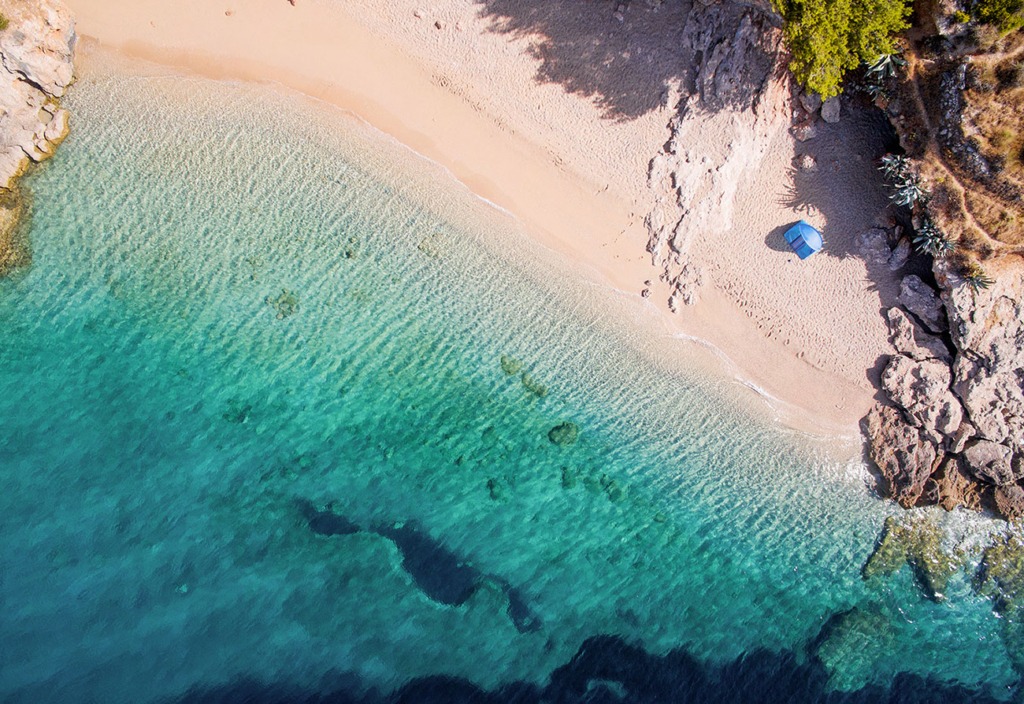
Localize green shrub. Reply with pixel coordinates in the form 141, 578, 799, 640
974, 0, 1024, 31
0, 13, 9, 31
775, 0, 912, 98
953, 9, 972, 22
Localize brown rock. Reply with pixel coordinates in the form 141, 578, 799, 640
932, 456, 982, 511
995, 484, 1024, 521
962, 439, 1015, 485
865, 404, 940, 507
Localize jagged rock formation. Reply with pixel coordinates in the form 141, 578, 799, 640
0, 0, 75, 274
864, 257, 1024, 520
646, 1, 789, 310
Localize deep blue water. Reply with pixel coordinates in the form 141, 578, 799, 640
0, 64, 1017, 703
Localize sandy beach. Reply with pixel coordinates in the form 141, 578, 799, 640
64, 0, 902, 436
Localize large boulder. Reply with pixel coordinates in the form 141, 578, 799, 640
885, 307, 949, 362
935, 258, 1024, 453
962, 439, 1016, 485
954, 368, 1024, 452
856, 228, 893, 266
880, 354, 962, 442
821, 96, 841, 123
865, 404, 939, 507
898, 275, 946, 334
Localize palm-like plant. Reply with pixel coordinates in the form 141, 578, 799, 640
879, 154, 911, 182
963, 262, 994, 291
891, 173, 930, 206
912, 220, 955, 256
867, 53, 907, 81
865, 79, 888, 100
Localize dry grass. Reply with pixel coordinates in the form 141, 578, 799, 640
961, 52, 1024, 245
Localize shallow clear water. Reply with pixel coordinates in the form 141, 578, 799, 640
0, 64, 1017, 702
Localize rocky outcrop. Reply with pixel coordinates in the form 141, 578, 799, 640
898, 274, 946, 334
0, 0, 75, 189
864, 258, 1024, 521
866, 405, 938, 507
0, 0, 75, 273
645, 2, 789, 309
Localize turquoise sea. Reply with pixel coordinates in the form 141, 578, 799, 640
0, 60, 1018, 702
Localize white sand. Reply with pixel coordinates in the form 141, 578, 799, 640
63, 0, 901, 436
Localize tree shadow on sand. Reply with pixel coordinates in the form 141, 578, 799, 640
471, 0, 695, 121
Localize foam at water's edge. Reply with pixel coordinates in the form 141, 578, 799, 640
0, 59, 1018, 703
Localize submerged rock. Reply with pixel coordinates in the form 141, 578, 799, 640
863, 515, 960, 601
813, 605, 898, 691
521, 373, 548, 398
978, 533, 1024, 613
548, 422, 580, 446
0, 189, 29, 275
266, 289, 299, 319
500, 355, 523, 375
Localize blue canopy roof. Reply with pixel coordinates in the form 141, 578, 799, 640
784, 220, 823, 259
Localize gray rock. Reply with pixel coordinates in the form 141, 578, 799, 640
857, 228, 893, 266
886, 307, 949, 362
865, 404, 939, 507
881, 354, 962, 442
899, 275, 946, 334
888, 238, 911, 271
955, 370, 1024, 450
963, 439, 1015, 485
821, 97, 841, 123
792, 119, 817, 142
796, 154, 817, 171
799, 91, 822, 115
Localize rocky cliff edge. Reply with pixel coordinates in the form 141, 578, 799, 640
0, 0, 75, 273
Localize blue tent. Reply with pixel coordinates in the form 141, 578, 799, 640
783, 220, 823, 259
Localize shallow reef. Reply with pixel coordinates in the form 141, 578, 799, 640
862, 515, 963, 601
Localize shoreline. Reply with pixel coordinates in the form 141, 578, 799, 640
64, 0, 881, 439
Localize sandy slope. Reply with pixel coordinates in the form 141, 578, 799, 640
63, 0, 900, 436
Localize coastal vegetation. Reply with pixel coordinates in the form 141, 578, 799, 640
974, 0, 1024, 32
773, 0, 911, 97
